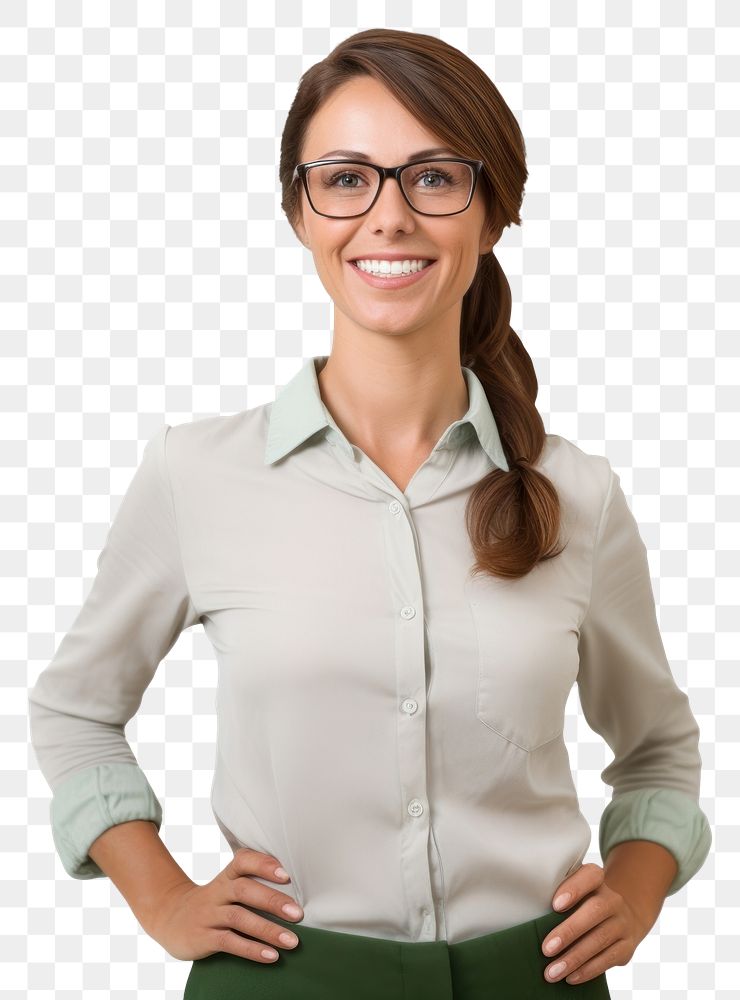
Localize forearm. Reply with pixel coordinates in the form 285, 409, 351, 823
603, 839, 678, 935
87, 820, 194, 934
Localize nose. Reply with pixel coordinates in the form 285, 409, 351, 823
365, 174, 416, 226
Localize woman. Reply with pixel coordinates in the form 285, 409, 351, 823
28, 28, 711, 999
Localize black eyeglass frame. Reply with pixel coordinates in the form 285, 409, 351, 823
291, 156, 485, 219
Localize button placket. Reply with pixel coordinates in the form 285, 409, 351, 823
384, 494, 437, 940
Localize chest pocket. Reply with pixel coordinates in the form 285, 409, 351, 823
465, 574, 580, 753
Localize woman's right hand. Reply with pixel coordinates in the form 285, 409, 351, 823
146, 847, 304, 963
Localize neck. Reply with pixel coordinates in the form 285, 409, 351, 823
316, 343, 469, 458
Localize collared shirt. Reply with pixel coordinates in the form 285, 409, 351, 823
28, 354, 712, 944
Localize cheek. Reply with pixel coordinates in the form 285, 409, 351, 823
311, 252, 348, 292
444, 246, 484, 291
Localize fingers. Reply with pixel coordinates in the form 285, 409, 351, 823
552, 861, 604, 911
550, 931, 628, 985
231, 880, 305, 923
226, 851, 304, 921
226, 847, 291, 883
542, 895, 624, 984
544, 891, 612, 956
210, 925, 288, 964
217, 847, 304, 963
222, 904, 301, 960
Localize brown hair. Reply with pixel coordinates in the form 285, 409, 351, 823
279, 28, 565, 580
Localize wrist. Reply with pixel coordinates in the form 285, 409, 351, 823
603, 839, 677, 937
88, 820, 194, 935
140, 874, 196, 939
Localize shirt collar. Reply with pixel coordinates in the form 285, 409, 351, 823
264, 354, 510, 472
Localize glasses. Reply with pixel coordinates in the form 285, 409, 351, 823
292, 157, 484, 219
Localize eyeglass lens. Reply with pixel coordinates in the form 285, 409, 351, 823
305, 160, 474, 217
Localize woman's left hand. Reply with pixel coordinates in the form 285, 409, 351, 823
541, 863, 651, 985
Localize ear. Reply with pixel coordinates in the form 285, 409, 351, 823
293, 217, 311, 250
479, 220, 503, 255
290, 198, 311, 249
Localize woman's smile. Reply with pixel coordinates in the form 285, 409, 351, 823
346, 257, 439, 289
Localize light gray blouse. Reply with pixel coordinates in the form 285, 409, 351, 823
28, 354, 712, 944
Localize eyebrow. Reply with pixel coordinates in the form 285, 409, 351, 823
316, 146, 456, 162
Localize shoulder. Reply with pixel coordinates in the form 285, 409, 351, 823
162, 403, 271, 477
538, 432, 614, 525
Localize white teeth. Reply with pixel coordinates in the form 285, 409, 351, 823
353, 259, 433, 275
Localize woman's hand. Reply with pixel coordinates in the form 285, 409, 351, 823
144, 847, 305, 963
541, 862, 651, 985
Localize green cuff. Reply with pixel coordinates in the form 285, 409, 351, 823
50, 763, 163, 879
599, 786, 712, 896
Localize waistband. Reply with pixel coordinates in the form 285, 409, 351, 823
185, 906, 611, 1000
251, 906, 610, 999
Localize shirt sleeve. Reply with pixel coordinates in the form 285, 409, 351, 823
28, 423, 201, 880
576, 463, 712, 897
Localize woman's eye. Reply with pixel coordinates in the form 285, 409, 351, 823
415, 170, 453, 187
327, 172, 363, 187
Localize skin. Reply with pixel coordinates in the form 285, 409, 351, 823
542, 842, 678, 984
291, 75, 502, 487
292, 75, 678, 984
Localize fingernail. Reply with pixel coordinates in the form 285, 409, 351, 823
547, 961, 567, 979
279, 931, 299, 947
553, 892, 571, 910
544, 936, 561, 954
274, 866, 290, 879
282, 903, 303, 918
261, 948, 278, 960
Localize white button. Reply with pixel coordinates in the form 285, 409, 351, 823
408, 798, 424, 817
400, 606, 416, 619
389, 500, 401, 514
401, 699, 418, 714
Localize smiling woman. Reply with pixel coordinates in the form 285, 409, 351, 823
27, 24, 711, 1000
279, 30, 555, 584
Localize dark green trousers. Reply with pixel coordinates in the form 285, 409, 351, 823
184, 906, 612, 999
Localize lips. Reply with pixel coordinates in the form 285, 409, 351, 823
347, 257, 439, 288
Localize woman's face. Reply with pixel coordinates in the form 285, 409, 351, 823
292, 75, 499, 343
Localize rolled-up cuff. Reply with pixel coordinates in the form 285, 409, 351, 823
50, 762, 163, 879
599, 786, 712, 896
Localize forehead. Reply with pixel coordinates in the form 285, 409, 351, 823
301, 76, 449, 162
